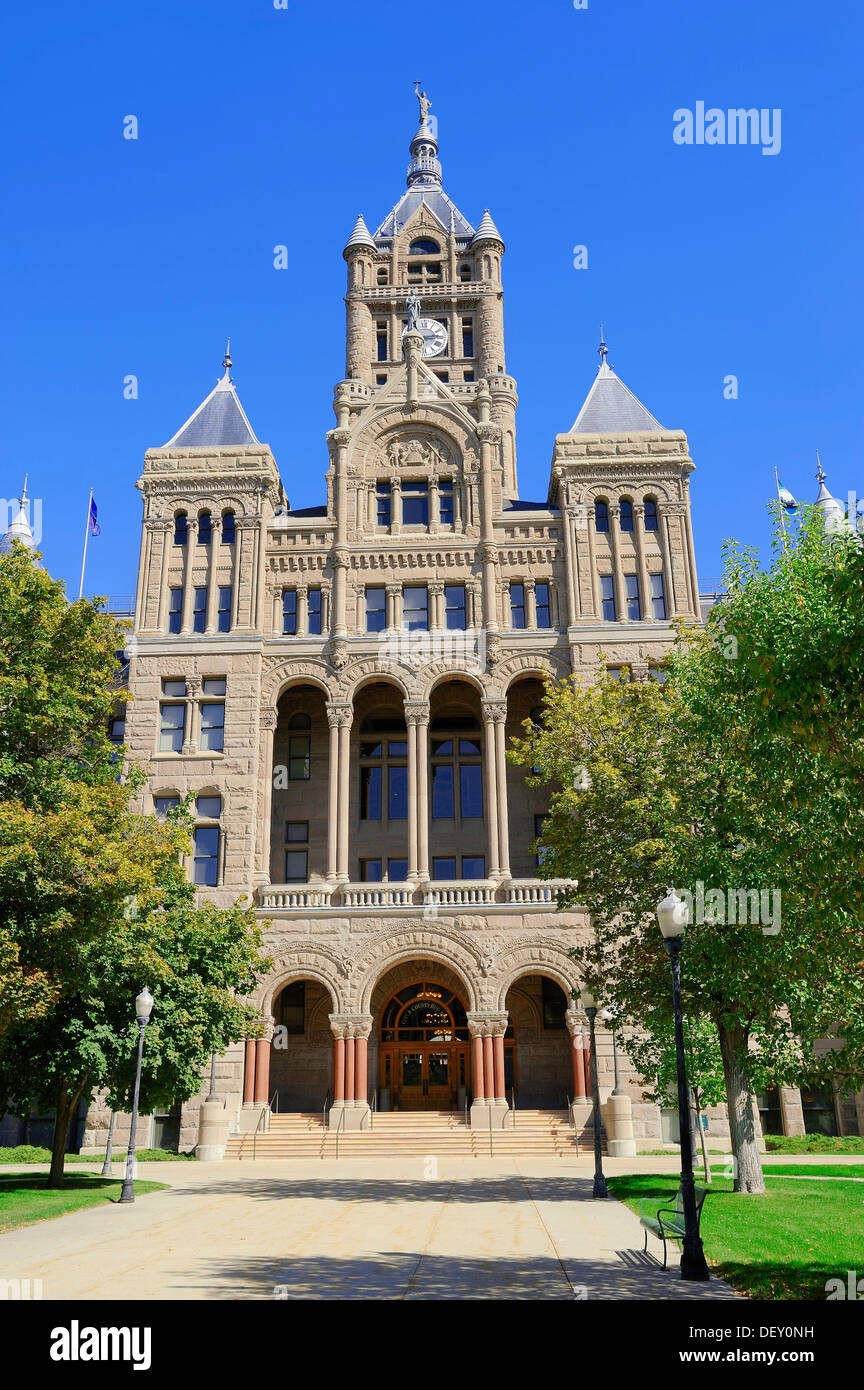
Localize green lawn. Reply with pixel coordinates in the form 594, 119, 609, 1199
0, 1174, 167, 1233
0, 1145, 195, 1164
608, 1172, 864, 1300
724, 1163, 864, 1179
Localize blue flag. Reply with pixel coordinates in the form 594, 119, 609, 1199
88, 496, 101, 536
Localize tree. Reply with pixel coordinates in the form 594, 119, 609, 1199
511, 509, 864, 1193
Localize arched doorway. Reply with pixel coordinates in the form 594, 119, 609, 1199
504, 975, 570, 1109
269, 977, 334, 1112
378, 980, 516, 1111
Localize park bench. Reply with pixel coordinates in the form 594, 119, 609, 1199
639, 1185, 709, 1269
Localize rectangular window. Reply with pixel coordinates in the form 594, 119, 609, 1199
287, 733, 310, 780
307, 588, 322, 635
109, 717, 126, 744
376, 481, 391, 528
196, 795, 222, 818
388, 764, 407, 819
193, 586, 207, 633
162, 679, 186, 697
601, 575, 616, 622
439, 479, 454, 527
387, 858, 408, 882
158, 703, 185, 753
376, 321, 388, 362
402, 586, 428, 631
365, 586, 386, 633
461, 855, 485, 879
202, 677, 226, 697
459, 762, 483, 818
432, 857, 456, 880
534, 813, 549, 869
199, 702, 225, 753
154, 795, 180, 819
282, 590, 297, 635
444, 584, 466, 630
650, 573, 667, 620
168, 588, 182, 635
535, 582, 551, 628
431, 763, 455, 819
279, 981, 305, 1034
360, 858, 383, 882
542, 976, 567, 1030
401, 481, 429, 527
461, 317, 474, 358
625, 574, 641, 621
464, 370, 475, 383
217, 587, 232, 633
360, 765, 382, 820
285, 820, 308, 842
284, 849, 307, 882
193, 826, 220, 886
510, 582, 526, 629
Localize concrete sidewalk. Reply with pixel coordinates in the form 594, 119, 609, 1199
0, 1158, 741, 1301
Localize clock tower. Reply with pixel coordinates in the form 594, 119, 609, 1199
342, 90, 518, 496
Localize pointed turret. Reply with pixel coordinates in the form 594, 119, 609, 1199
0, 477, 36, 555
373, 87, 474, 240
472, 209, 504, 247
165, 345, 261, 448
344, 214, 376, 252
813, 454, 852, 535
570, 336, 664, 433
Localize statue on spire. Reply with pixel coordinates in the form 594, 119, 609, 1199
413, 82, 431, 124
406, 289, 421, 330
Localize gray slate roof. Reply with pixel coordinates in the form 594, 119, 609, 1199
571, 362, 663, 433
374, 189, 474, 241
166, 374, 260, 448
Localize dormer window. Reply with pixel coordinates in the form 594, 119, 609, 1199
408, 238, 441, 255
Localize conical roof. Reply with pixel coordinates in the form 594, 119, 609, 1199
571, 358, 663, 433
813, 459, 851, 535
345, 214, 376, 251
165, 361, 260, 448
472, 209, 503, 245
0, 481, 35, 555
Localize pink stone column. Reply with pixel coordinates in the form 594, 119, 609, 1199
582, 1029, 593, 1096
345, 1036, 356, 1107
472, 1034, 485, 1100
483, 1034, 494, 1099
333, 1036, 346, 1102
573, 1033, 587, 1099
493, 1033, 506, 1101
243, 1039, 256, 1105
355, 1036, 368, 1104
254, 1038, 271, 1106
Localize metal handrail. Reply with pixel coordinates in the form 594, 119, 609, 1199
565, 1091, 580, 1155
488, 1101, 493, 1157
251, 1102, 270, 1161
463, 1094, 469, 1129
322, 1088, 332, 1133
509, 1087, 517, 1128
270, 1088, 279, 1115
369, 1090, 377, 1131
333, 1104, 346, 1160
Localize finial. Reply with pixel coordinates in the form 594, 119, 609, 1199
222, 337, 232, 377
815, 449, 826, 485
598, 326, 608, 367
413, 81, 431, 126
20, 473, 28, 505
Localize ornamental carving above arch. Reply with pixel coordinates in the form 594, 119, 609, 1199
485, 940, 583, 1012
486, 652, 566, 699
261, 657, 337, 709
348, 926, 489, 1012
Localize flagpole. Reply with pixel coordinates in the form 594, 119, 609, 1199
78, 487, 93, 600
773, 465, 789, 544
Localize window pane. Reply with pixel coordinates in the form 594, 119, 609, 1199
193, 827, 219, 886
459, 763, 483, 818
360, 859, 383, 882
287, 735, 310, 779
218, 587, 232, 633
168, 589, 182, 634
154, 796, 180, 818
387, 859, 408, 882
284, 850, 308, 882
199, 703, 225, 752
535, 582, 551, 628
282, 590, 297, 635
432, 763, 455, 818
376, 482, 391, 527
461, 856, 485, 879
444, 584, 466, 630
510, 582, 526, 629
650, 574, 666, 620
439, 481, 454, 527
361, 765, 382, 819
619, 500, 634, 532
221, 511, 236, 544
459, 738, 481, 756
388, 764, 407, 819
644, 499, 658, 532
162, 679, 186, 697
601, 575, 616, 622
595, 501, 609, 532
403, 587, 428, 631
431, 739, 453, 756
388, 740, 407, 757
202, 677, 226, 696
198, 514, 212, 545
285, 821, 308, 842
432, 858, 456, 880
308, 589, 322, 634
360, 741, 382, 759
625, 574, 641, 621
366, 586, 386, 632
159, 704, 185, 752
401, 482, 428, 526
196, 795, 222, 818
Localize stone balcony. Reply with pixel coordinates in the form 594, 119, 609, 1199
258, 878, 574, 915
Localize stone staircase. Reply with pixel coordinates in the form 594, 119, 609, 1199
224, 1109, 602, 1160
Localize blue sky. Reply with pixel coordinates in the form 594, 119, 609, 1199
1, 0, 861, 598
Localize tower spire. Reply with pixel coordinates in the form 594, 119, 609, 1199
597, 326, 609, 370
221, 338, 232, 381
407, 83, 441, 188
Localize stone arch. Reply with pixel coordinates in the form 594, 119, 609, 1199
488, 941, 581, 1012
368, 957, 472, 1018
487, 653, 564, 699
335, 658, 415, 702
258, 948, 344, 1018
420, 665, 488, 701
261, 658, 336, 710
351, 927, 484, 1013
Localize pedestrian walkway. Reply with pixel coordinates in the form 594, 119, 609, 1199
0, 1158, 740, 1300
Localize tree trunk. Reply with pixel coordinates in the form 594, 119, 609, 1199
47, 1076, 87, 1189
717, 1022, 765, 1194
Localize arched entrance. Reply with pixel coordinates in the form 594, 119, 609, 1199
378, 980, 516, 1111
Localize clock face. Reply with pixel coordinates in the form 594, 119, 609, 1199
411, 317, 448, 359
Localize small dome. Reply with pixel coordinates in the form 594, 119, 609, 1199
0, 484, 35, 556
814, 463, 853, 536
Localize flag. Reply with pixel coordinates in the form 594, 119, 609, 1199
777, 479, 798, 511
88, 496, 101, 536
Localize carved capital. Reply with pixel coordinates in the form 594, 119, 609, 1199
427, 581, 445, 596
327, 428, 352, 447
481, 698, 508, 725
479, 542, 498, 565
185, 677, 202, 697
403, 701, 431, 726
326, 702, 353, 728
475, 423, 501, 445
260, 707, 278, 732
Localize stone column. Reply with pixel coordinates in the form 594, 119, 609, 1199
406, 714, 419, 884
405, 702, 429, 885
585, 504, 602, 619
429, 476, 440, 534
181, 676, 200, 756
153, 521, 173, 633
524, 577, 537, 630
483, 1034, 494, 1099
468, 1014, 510, 1127
633, 504, 651, 623
243, 1038, 257, 1107
471, 1032, 485, 1100
480, 701, 501, 879
333, 1031, 346, 1102
657, 504, 678, 619
428, 581, 444, 630
608, 504, 627, 621
255, 707, 278, 885
205, 517, 222, 634
485, 699, 510, 880
500, 578, 511, 630
327, 425, 351, 637
385, 582, 401, 631
356, 1033, 369, 1106
325, 704, 353, 884
179, 517, 198, 634
779, 1086, 806, 1136
492, 1027, 506, 1101
561, 505, 579, 626
296, 583, 309, 637
391, 475, 402, 534
345, 1035, 356, 1109
329, 1016, 372, 1128
566, 1012, 587, 1098
254, 1026, 272, 1106
325, 705, 341, 881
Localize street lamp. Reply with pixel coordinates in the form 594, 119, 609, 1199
656, 889, 710, 1281
119, 987, 154, 1205
579, 987, 608, 1199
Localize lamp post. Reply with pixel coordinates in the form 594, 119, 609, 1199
119, 987, 154, 1205
579, 988, 608, 1198
598, 1005, 623, 1095
656, 889, 710, 1281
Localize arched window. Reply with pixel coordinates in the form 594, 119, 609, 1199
286, 712, 311, 780
197, 510, 212, 545
221, 509, 236, 545
594, 500, 609, 533
643, 498, 659, 532
459, 263, 472, 282
408, 237, 440, 255
619, 499, 634, 532
173, 511, 188, 547
377, 266, 387, 284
